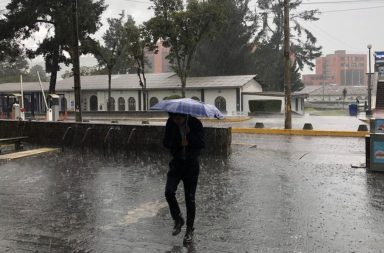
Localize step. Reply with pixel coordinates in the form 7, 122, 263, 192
0, 148, 59, 160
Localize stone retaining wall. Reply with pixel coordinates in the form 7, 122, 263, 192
0, 120, 231, 156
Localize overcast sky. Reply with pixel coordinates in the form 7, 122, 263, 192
1, 0, 383, 74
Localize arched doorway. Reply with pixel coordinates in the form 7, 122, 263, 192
61, 97, 67, 112
108, 97, 116, 111
90, 95, 98, 111
128, 97, 136, 111
215, 96, 226, 112
150, 97, 159, 108
118, 97, 125, 111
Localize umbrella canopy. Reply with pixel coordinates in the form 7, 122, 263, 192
151, 98, 224, 119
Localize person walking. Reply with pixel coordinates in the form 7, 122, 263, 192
163, 112, 205, 245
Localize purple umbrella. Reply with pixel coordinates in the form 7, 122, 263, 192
151, 98, 224, 119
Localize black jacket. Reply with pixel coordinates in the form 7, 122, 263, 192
163, 116, 205, 160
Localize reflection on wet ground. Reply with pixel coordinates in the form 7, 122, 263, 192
0, 135, 383, 252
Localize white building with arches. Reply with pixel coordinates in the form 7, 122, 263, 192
0, 73, 307, 116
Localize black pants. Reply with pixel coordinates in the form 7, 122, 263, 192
165, 158, 200, 229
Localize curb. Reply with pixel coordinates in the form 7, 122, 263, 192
232, 128, 368, 138
202, 117, 251, 123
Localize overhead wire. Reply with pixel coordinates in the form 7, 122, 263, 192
301, 0, 384, 4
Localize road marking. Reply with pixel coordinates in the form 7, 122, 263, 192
120, 201, 168, 225
232, 142, 257, 148
101, 201, 168, 230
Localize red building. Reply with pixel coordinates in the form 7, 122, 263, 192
303, 50, 367, 86
146, 42, 171, 73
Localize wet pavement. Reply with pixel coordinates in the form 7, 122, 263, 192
211, 114, 369, 131
1, 135, 384, 252
89, 114, 368, 132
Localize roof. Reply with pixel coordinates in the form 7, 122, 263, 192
307, 85, 370, 96
0, 82, 49, 93
0, 73, 259, 93
242, 91, 308, 97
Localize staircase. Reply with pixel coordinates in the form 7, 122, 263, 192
376, 82, 384, 110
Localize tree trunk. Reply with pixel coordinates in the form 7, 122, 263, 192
141, 58, 147, 111
181, 74, 186, 98
49, 43, 60, 94
108, 70, 112, 111
283, 0, 292, 129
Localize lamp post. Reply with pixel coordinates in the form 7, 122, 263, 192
72, 0, 82, 122
367, 44, 372, 116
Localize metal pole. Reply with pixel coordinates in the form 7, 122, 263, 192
284, 0, 292, 129
20, 75, 25, 120
72, 0, 82, 122
367, 45, 372, 115
37, 71, 49, 110
20, 75, 24, 109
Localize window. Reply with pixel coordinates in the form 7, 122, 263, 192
128, 97, 136, 111
295, 98, 299, 111
90, 95, 98, 111
191, 96, 200, 101
108, 97, 115, 111
150, 97, 159, 107
118, 97, 125, 111
215, 96, 227, 112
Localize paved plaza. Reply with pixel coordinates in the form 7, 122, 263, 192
0, 135, 383, 252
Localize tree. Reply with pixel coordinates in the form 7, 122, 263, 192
253, 0, 322, 91
0, 18, 22, 62
124, 18, 150, 110
252, 42, 303, 91
0, 55, 28, 83
189, 0, 256, 77
24, 65, 49, 82
61, 66, 103, 79
92, 12, 133, 111
144, 0, 222, 97
2, 0, 106, 94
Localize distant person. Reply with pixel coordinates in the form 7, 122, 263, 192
163, 112, 205, 245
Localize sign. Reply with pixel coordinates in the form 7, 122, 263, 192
373, 141, 384, 164
375, 51, 384, 65
374, 119, 384, 133
370, 133, 384, 171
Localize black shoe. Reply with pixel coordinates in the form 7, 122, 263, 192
172, 214, 185, 236
183, 227, 194, 245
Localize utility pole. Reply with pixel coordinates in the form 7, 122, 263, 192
284, 0, 292, 129
72, 0, 82, 122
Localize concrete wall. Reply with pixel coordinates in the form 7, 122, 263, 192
0, 120, 231, 157
204, 89, 237, 115
242, 95, 305, 115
